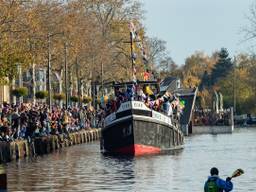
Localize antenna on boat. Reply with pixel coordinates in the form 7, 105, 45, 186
126, 21, 149, 82
130, 30, 136, 82
124, 21, 137, 82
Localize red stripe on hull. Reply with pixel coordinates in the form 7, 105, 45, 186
114, 144, 161, 156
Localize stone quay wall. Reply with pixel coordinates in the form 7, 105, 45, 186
192, 125, 234, 134
0, 128, 101, 164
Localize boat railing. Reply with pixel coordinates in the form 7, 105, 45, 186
104, 100, 182, 130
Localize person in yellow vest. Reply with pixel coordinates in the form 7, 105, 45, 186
62, 110, 69, 135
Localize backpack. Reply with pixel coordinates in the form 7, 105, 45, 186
205, 179, 219, 192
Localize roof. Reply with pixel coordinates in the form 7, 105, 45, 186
173, 87, 197, 96
159, 76, 179, 94
160, 77, 178, 87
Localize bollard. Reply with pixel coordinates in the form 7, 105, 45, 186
24, 141, 29, 157
15, 143, 20, 159
19, 141, 26, 158
10, 142, 16, 161
96, 130, 99, 140
76, 133, 80, 144
88, 131, 91, 142
92, 131, 95, 141
84, 132, 88, 143
99, 129, 101, 139
87, 131, 91, 142
81, 132, 85, 143
46, 138, 51, 154
79, 133, 82, 144
0, 165, 7, 192
73, 133, 77, 145
90, 131, 94, 141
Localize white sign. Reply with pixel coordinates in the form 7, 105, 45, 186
132, 101, 151, 111
152, 111, 172, 125
116, 101, 150, 113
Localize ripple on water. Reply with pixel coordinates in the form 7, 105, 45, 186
7, 128, 256, 191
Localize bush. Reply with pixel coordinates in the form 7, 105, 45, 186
83, 96, 92, 104
12, 87, 28, 98
53, 93, 65, 101
35, 91, 48, 99
70, 96, 79, 103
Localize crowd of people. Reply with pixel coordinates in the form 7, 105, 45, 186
0, 84, 185, 142
103, 84, 184, 121
0, 102, 99, 142
193, 109, 231, 126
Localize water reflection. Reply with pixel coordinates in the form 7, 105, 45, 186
98, 155, 135, 191
6, 128, 256, 191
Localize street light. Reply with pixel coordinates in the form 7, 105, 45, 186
47, 33, 51, 109
75, 57, 81, 107
47, 32, 64, 110
64, 41, 68, 109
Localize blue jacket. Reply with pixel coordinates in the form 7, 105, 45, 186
204, 175, 233, 192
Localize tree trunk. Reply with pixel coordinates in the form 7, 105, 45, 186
11, 78, 16, 105
32, 63, 36, 106
18, 64, 23, 104
55, 70, 63, 108
43, 68, 47, 91
69, 68, 72, 106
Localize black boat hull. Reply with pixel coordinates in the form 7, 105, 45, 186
101, 114, 184, 156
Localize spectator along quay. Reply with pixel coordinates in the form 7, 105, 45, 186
0, 102, 101, 164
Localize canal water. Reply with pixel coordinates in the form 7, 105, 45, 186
6, 128, 256, 191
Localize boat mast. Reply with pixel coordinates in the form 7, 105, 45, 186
130, 31, 135, 81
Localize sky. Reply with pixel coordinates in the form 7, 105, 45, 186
142, 0, 255, 65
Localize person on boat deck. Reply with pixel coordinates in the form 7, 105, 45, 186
115, 88, 125, 108
204, 167, 233, 192
154, 96, 164, 111
105, 101, 112, 116
160, 92, 172, 115
144, 95, 154, 109
125, 87, 133, 101
167, 102, 173, 117
114, 87, 121, 97
137, 88, 146, 101
110, 99, 117, 112
162, 97, 172, 116
144, 95, 151, 108
144, 85, 154, 96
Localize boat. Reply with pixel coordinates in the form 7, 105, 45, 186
100, 81, 184, 156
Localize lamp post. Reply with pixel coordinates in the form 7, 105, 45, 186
47, 33, 52, 110
101, 61, 104, 97
75, 57, 81, 107
46, 32, 64, 110
64, 42, 68, 109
